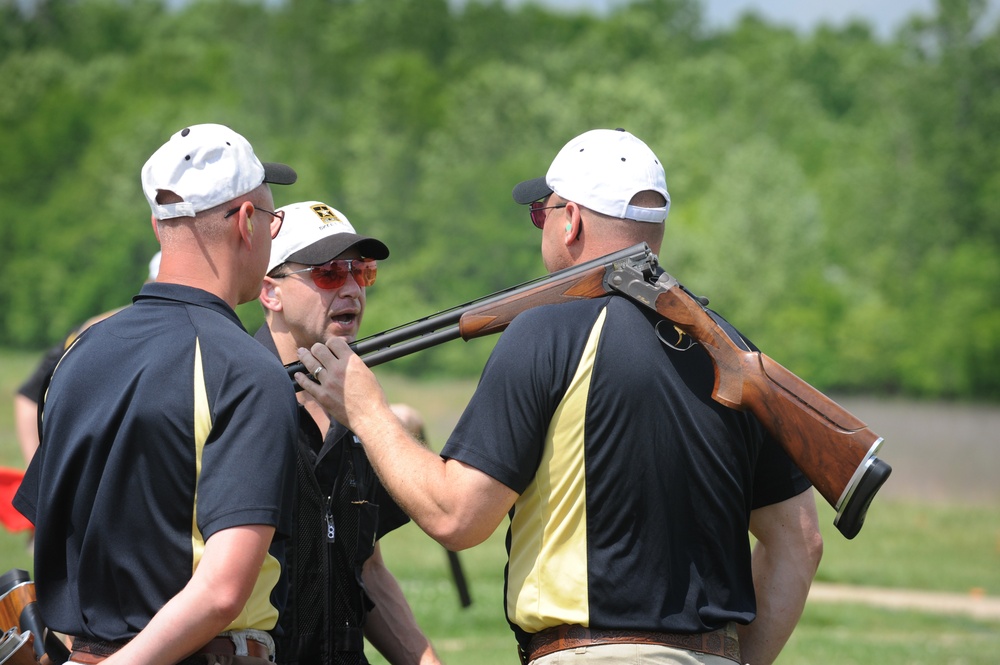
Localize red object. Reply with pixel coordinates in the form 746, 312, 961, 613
0, 467, 33, 532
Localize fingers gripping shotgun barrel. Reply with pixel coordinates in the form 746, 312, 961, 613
606, 256, 891, 539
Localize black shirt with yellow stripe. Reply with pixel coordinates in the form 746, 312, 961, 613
442, 295, 811, 647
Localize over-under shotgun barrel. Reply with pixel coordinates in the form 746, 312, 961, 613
284, 244, 649, 375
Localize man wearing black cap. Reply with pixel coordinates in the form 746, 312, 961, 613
297, 129, 823, 665
256, 201, 441, 665
15, 123, 299, 665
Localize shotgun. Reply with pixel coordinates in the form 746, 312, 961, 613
287, 243, 891, 538
0, 568, 71, 664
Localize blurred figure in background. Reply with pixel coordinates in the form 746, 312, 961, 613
389, 403, 426, 444
389, 402, 474, 612
12, 251, 161, 466
4, 252, 163, 544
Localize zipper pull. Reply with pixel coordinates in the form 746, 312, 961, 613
325, 496, 336, 543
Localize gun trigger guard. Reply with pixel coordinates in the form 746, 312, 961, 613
655, 320, 697, 351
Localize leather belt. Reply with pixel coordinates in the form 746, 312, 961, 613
520, 623, 741, 664
67, 652, 110, 665
196, 636, 272, 660
69, 634, 273, 663
68, 637, 119, 664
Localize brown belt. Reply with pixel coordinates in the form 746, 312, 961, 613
69, 634, 272, 663
520, 623, 741, 664
196, 636, 272, 660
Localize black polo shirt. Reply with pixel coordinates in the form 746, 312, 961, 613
14, 282, 298, 641
441, 295, 811, 645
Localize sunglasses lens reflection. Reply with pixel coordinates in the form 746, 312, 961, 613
529, 201, 545, 228
311, 259, 377, 289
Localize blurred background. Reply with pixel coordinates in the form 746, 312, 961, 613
2, 0, 999, 394
1, 0, 999, 662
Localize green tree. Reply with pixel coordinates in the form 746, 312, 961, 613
1, 0, 998, 397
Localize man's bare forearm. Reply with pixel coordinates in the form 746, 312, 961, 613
363, 545, 442, 665
739, 490, 823, 664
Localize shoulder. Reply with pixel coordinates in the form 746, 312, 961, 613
487, 298, 613, 367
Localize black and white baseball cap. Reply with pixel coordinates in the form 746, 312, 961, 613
268, 201, 389, 274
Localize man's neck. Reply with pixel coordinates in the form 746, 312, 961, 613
265, 319, 333, 435
156, 261, 242, 309
266, 323, 304, 366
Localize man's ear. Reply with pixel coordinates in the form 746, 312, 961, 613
563, 203, 582, 245
259, 276, 282, 312
150, 216, 161, 242
234, 202, 256, 249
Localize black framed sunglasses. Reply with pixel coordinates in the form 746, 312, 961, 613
528, 200, 567, 229
224, 206, 285, 238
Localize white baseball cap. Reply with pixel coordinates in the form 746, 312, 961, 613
141, 123, 297, 220
267, 201, 389, 274
512, 128, 670, 223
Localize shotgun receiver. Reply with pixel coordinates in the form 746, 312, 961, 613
287, 243, 890, 538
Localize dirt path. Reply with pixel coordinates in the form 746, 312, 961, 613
809, 582, 1000, 621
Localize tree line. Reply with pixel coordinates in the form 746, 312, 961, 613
1, 0, 998, 399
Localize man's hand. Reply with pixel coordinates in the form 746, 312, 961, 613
296, 337, 389, 431
296, 337, 516, 552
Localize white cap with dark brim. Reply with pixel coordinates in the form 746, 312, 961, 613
268, 201, 389, 274
512, 128, 670, 223
141, 123, 297, 220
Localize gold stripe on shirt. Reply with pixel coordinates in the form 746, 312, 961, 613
507, 307, 607, 633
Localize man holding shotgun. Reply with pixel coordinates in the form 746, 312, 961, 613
296, 129, 824, 665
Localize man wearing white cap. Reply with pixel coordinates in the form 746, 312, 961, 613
296, 129, 824, 665
15, 124, 299, 665
256, 201, 440, 665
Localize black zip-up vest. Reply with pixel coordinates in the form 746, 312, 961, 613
274, 416, 380, 665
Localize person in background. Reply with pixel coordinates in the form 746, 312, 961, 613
256, 200, 441, 665
14, 123, 299, 665
12, 251, 162, 466
296, 129, 824, 665
388, 403, 474, 612
388, 404, 426, 444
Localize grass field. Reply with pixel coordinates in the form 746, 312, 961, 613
366, 497, 1000, 665
2, 348, 998, 664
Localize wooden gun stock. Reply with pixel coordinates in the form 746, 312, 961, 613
0, 568, 71, 664
458, 267, 608, 340
642, 272, 891, 539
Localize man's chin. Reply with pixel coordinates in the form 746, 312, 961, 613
325, 325, 358, 344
